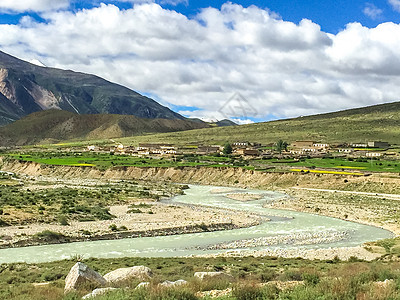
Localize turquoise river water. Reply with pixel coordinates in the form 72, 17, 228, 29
0, 185, 393, 263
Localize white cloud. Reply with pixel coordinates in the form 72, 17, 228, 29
389, 0, 400, 12
1, 2, 400, 122
0, 0, 69, 13
231, 119, 255, 125
363, 3, 383, 19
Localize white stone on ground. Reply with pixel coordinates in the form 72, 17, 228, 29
64, 262, 107, 294
103, 266, 152, 285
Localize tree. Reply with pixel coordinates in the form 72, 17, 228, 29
223, 142, 233, 155
276, 140, 288, 154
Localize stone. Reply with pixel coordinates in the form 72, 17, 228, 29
104, 266, 152, 285
196, 288, 232, 298
194, 272, 234, 282
64, 262, 107, 294
135, 282, 150, 289
82, 287, 118, 299
159, 279, 187, 288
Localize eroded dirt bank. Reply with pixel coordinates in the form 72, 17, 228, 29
2, 158, 400, 193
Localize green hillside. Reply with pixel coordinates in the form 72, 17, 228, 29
113, 101, 400, 146
0, 110, 208, 146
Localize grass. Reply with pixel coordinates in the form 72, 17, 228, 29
254, 156, 400, 173
63, 100, 400, 147
5, 153, 224, 169
0, 178, 184, 226
2, 256, 400, 299
290, 169, 364, 176
5, 150, 400, 175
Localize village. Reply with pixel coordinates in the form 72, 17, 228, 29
85, 140, 396, 160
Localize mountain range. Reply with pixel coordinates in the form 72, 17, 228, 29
0, 50, 183, 125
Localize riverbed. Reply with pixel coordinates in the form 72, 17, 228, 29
0, 185, 393, 263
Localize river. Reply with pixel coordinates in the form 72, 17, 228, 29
0, 185, 393, 263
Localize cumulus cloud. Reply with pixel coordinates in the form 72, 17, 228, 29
0, 2, 400, 122
389, 0, 400, 12
363, 3, 383, 19
0, 0, 70, 13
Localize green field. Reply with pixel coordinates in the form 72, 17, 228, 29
5, 153, 236, 170
4, 152, 400, 174
254, 157, 400, 173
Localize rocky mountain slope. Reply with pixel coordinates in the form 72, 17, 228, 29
0, 51, 183, 125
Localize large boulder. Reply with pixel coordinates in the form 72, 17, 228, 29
194, 272, 234, 282
104, 266, 152, 286
64, 262, 107, 294
82, 287, 118, 299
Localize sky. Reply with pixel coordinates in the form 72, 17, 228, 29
1, 1, 400, 124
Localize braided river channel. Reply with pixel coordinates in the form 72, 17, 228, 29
0, 185, 393, 263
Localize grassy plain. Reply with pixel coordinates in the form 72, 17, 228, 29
2, 255, 400, 300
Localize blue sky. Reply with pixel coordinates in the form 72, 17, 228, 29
1, 0, 398, 31
1, 0, 400, 123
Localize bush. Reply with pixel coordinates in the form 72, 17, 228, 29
233, 283, 265, 300
302, 273, 320, 286
58, 215, 69, 226
259, 269, 277, 282
0, 218, 9, 227
34, 230, 66, 242
109, 224, 118, 231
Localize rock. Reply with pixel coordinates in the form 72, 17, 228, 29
160, 279, 188, 288
32, 282, 50, 287
104, 266, 152, 286
135, 282, 150, 289
64, 262, 107, 294
196, 288, 232, 298
194, 272, 234, 282
264, 280, 305, 290
374, 279, 394, 288
82, 287, 118, 299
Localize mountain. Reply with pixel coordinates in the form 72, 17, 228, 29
122, 101, 400, 146
0, 110, 209, 146
213, 119, 238, 127
0, 51, 184, 126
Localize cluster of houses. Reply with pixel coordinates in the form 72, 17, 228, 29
287, 141, 393, 158
86, 140, 394, 159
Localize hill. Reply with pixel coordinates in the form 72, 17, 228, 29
114, 101, 400, 146
0, 110, 209, 146
0, 51, 183, 125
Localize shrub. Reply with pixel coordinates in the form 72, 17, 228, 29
127, 208, 143, 214
259, 269, 277, 282
233, 283, 265, 300
302, 273, 320, 286
58, 215, 69, 226
34, 230, 66, 242
109, 224, 118, 231
0, 218, 9, 227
